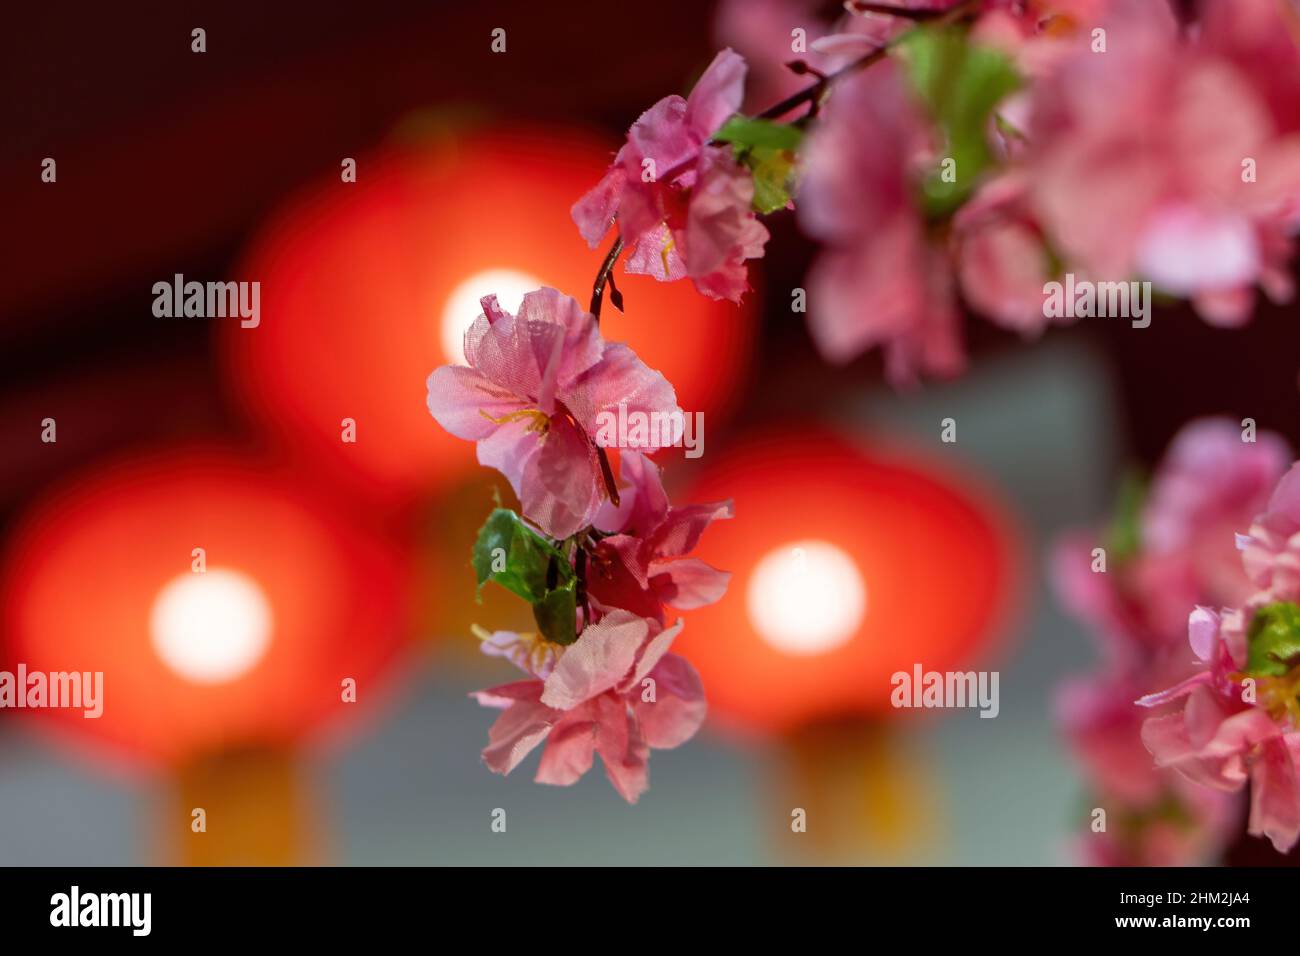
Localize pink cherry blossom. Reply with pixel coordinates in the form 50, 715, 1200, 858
1137, 462, 1300, 853
950, 171, 1061, 334
797, 63, 966, 383
585, 451, 734, 622
1138, 617, 1300, 854
1054, 419, 1289, 862
470, 609, 706, 803
571, 49, 769, 303
1056, 673, 1239, 866
1024, 0, 1300, 325
1053, 418, 1289, 660
713, 0, 905, 109
1238, 463, 1300, 600
426, 288, 679, 539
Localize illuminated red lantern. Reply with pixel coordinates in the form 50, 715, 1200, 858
674, 428, 1021, 858
0, 448, 413, 863
223, 125, 756, 509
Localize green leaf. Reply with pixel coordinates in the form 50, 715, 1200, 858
746, 145, 798, 214
471, 508, 567, 604
1104, 472, 1147, 564
470, 508, 580, 645
714, 116, 804, 152
895, 26, 1021, 217
532, 580, 579, 646
1246, 602, 1300, 678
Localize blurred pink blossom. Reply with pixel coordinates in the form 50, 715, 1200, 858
797, 63, 966, 383
1025, 0, 1300, 324
1057, 673, 1239, 865
1054, 418, 1289, 661
1053, 418, 1289, 863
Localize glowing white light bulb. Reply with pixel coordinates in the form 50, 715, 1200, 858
439, 268, 544, 365
149, 568, 273, 684
746, 539, 867, 655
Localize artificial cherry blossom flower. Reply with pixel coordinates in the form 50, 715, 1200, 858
797, 63, 966, 382
1053, 419, 1287, 863
1053, 418, 1289, 660
1056, 673, 1238, 866
1138, 463, 1300, 853
951, 171, 1061, 334
713, 0, 902, 110
571, 49, 769, 303
470, 609, 706, 803
585, 451, 734, 622
1025, 0, 1300, 325
426, 288, 679, 539
1138, 609, 1300, 854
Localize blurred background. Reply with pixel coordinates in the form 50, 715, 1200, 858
2, 0, 1299, 866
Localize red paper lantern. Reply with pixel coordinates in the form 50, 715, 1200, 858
223, 125, 756, 508
0, 447, 411, 768
674, 428, 1021, 736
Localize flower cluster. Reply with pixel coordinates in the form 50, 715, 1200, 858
712, 0, 1300, 383
572, 50, 770, 303
431, 0, 1300, 809
1052, 419, 1290, 863
427, 289, 731, 802
1138, 459, 1300, 853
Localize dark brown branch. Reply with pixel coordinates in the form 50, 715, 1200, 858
596, 445, 620, 506
589, 235, 625, 321
756, 0, 983, 121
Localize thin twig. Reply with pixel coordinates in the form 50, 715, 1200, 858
589, 235, 625, 321
757, 0, 982, 121
596, 446, 620, 506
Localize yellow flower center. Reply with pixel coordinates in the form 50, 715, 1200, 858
660, 235, 676, 277
1254, 665, 1300, 728
479, 407, 550, 435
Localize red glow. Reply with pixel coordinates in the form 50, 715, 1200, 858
223, 126, 756, 508
0, 448, 411, 768
674, 429, 1021, 735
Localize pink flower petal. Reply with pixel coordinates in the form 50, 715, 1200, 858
1136, 204, 1260, 295
535, 707, 598, 787
425, 364, 527, 441
594, 451, 671, 535
649, 557, 731, 610
514, 288, 604, 407
595, 694, 650, 803
518, 414, 602, 540
1248, 734, 1300, 852
624, 222, 689, 281
633, 653, 707, 749
627, 96, 697, 183
683, 146, 769, 302
471, 679, 546, 709
480, 693, 560, 776
541, 609, 649, 711
1188, 606, 1221, 662
685, 48, 746, 140
564, 342, 680, 447
625, 619, 685, 691
1267, 463, 1300, 524
571, 164, 626, 248
649, 499, 734, 557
